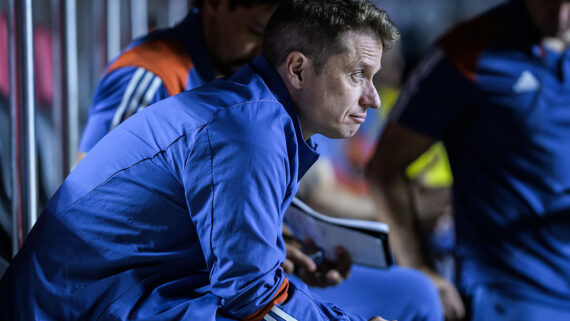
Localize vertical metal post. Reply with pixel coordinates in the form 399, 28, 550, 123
168, 0, 187, 26
10, 0, 38, 251
51, 0, 64, 178
106, 0, 121, 61
8, 0, 18, 257
62, 0, 79, 173
130, 0, 147, 40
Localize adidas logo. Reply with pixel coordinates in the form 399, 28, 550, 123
513, 70, 540, 93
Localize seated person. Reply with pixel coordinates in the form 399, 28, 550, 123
0, 1, 442, 320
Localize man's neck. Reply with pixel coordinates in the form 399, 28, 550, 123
198, 12, 225, 77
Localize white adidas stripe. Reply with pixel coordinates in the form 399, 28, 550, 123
270, 306, 297, 321
138, 76, 163, 112
264, 314, 278, 321
110, 67, 145, 129
121, 70, 155, 121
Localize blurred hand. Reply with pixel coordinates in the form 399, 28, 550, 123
368, 316, 393, 321
282, 242, 316, 275
424, 271, 465, 321
282, 240, 351, 287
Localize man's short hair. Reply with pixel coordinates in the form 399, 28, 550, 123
193, 0, 282, 10
262, 0, 400, 74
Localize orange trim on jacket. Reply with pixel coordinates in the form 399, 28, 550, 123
243, 278, 290, 321
107, 37, 193, 96
438, 9, 506, 82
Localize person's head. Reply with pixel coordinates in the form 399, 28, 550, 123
263, 0, 400, 139
522, 0, 570, 40
197, 0, 281, 76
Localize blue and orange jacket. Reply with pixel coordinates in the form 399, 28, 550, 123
79, 9, 216, 153
391, 0, 570, 303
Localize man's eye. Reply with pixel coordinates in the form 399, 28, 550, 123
352, 71, 364, 79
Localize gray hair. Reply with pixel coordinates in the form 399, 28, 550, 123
262, 0, 400, 73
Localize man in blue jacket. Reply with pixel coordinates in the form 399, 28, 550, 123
368, 0, 570, 320
0, 1, 409, 320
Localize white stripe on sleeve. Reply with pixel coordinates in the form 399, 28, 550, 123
264, 314, 278, 321
119, 70, 155, 122
110, 67, 145, 130
270, 306, 298, 321
137, 76, 163, 112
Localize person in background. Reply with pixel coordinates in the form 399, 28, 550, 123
367, 0, 570, 320
77, 0, 280, 161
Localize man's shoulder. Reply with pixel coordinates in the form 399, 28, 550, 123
437, 3, 509, 81
106, 34, 194, 96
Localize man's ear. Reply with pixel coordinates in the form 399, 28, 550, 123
283, 51, 311, 89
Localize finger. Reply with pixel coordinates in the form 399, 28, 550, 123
368, 316, 389, 321
281, 259, 294, 274
297, 268, 327, 287
325, 269, 344, 286
334, 247, 352, 278
286, 245, 317, 272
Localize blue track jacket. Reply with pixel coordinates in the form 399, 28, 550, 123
0, 56, 368, 321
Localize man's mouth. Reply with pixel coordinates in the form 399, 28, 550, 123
349, 114, 367, 124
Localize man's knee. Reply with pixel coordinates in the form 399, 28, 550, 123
385, 267, 443, 321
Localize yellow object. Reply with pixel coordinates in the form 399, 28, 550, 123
378, 87, 453, 188
405, 142, 453, 187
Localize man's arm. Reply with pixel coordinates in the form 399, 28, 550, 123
367, 121, 434, 269
367, 122, 465, 321
183, 106, 373, 321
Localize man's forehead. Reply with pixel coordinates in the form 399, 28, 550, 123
339, 31, 383, 63
340, 30, 383, 49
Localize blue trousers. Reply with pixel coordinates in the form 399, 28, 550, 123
469, 284, 570, 321
291, 265, 444, 321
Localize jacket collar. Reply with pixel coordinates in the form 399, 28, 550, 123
249, 55, 320, 180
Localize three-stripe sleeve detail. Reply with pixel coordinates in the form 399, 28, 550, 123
110, 68, 163, 130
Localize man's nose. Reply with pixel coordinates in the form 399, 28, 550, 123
359, 80, 381, 109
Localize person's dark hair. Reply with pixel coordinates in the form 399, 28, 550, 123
263, 0, 400, 74
193, 0, 282, 10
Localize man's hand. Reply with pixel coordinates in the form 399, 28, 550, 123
282, 242, 316, 275
423, 271, 465, 321
368, 316, 393, 321
282, 241, 351, 287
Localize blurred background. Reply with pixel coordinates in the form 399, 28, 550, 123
0, 0, 504, 272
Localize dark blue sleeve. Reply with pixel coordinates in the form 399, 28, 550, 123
390, 46, 475, 140
79, 66, 168, 152
183, 105, 367, 321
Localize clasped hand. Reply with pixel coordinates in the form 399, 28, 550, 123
282, 237, 351, 288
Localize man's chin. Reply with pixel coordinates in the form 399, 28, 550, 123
322, 126, 360, 139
